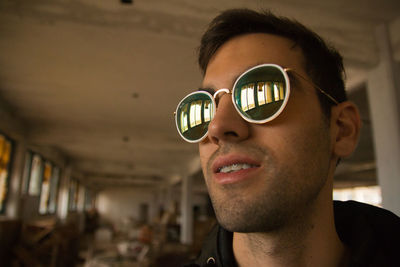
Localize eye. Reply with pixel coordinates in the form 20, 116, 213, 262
198, 87, 216, 95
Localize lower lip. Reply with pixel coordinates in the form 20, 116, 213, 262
213, 166, 261, 185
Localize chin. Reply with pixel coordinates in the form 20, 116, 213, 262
215, 205, 288, 233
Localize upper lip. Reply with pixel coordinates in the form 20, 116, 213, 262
211, 154, 261, 173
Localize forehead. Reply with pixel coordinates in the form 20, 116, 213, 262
203, 33, 306, 89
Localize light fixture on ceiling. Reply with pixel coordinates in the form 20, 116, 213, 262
120, 0, 133, 4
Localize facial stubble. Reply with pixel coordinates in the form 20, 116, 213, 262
203, 124, 331, 234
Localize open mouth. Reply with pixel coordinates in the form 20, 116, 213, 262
211, 154, 262, 184
217, 163, 259, 173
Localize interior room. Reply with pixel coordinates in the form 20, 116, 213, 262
0, 0, 399, 266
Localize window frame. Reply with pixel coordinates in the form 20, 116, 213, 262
22, 150, 62, 215
0, 132, 14, 215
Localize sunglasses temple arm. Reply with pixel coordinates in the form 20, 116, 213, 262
315, 87, 339, 105
284, 68, 339, 105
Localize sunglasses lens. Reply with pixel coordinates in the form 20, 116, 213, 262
176, 92, 214, 142
233, 65, 288, 122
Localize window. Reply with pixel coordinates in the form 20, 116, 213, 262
180, 103, 189, 133
189, 100, 203, 128
246, 83, 256, 110
39, 162, 52, 214
181, 99, 214, 134
265, 82, 273, 103
257, 82, 266, 105
240, 83, 257, 111
21, 151, 32, 194
68, 179, 79, 211
22, 151, 61, 214
28, 154, 43, 196
240, 85, 249, 111
333, 186, 382, 207
0, 134, 13, 214
48, 167, 60, 214
273, 82, 285, 101
241, 81, 286, 112
203, 100, 212, 122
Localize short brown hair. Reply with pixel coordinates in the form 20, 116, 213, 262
198, 9, 347, 118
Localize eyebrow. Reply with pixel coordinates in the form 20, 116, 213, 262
197, 64, 313, 100
197, 62, 276, 94
197, 87, 216, 95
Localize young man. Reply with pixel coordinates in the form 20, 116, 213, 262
175, 9, 400, 267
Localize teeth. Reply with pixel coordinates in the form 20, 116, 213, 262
219, 163, 254, 173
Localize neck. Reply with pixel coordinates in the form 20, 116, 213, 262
233, 184, 348, 267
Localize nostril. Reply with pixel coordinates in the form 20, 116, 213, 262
206, 96, 250, 143
210, 136, 219, 144
225, 131, 238, 137
210, 131, 239, 144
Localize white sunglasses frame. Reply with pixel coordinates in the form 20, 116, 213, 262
175, 63, 338, 143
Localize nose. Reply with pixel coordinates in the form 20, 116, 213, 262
207, 92, 250, 145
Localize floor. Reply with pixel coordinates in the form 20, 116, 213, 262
77, 229, 193, 267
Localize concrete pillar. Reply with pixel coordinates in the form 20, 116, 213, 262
180, 175, 193, 244
77, 185, 86, 232
6, 141, 26, 219
77, 183, 85, 212
367, 23, 400, 216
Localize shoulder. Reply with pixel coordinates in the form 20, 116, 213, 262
334, 200, 400, 239
334, 200, 400, 229
334, 200, 400, 266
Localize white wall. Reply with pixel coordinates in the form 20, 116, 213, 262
97, 187, 157, 228
367, 24, 400, 216
96, 185, 210, 224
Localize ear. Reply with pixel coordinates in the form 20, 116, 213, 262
331, 101, 362, 158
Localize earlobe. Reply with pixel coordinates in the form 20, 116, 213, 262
331, 102, 362, 158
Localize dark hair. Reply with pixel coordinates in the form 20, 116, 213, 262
198, 9, 347, 118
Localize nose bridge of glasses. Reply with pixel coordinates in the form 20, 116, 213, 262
213, 88, 231, 100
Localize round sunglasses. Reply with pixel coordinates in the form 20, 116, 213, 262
175, 64, 338, 143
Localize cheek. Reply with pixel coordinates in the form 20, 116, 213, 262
256, 95, 325, 145
198, 143, 212, 173
198, 143, 217, 190
251, 117, 323, 163
251, 120, 294, 145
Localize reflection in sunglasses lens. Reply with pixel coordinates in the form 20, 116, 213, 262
233, 66, 287, 122
176, 65, 289, 142
177, 92, 214, 142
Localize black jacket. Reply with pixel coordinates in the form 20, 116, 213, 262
185, 201, 400, 267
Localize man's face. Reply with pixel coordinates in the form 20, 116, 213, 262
199, 33, 334, 232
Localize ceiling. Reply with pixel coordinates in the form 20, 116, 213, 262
0, 0, 399, 190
